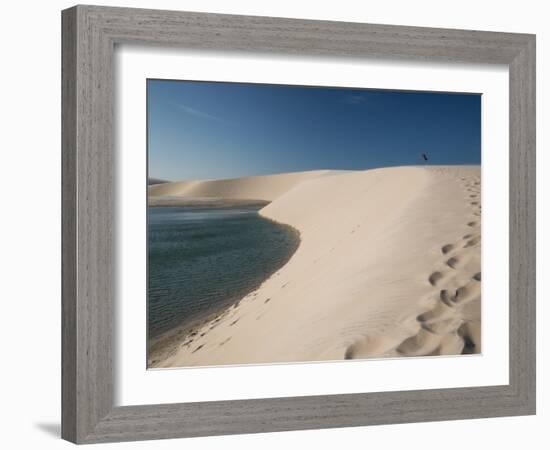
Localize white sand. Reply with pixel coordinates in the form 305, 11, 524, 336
149, 166, 481, 367
148, 169, 344, 201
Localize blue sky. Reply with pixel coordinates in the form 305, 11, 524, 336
147, 79, 481, 181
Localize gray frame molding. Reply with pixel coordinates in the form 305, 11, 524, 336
61, 5, 536, 444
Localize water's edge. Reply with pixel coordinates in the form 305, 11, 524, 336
147, 212, 301, 367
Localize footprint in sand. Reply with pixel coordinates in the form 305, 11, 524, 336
464, 236, 481, 248
421, 316, 464, 336
396, 328, 451, 356
453, 282, 480, 305
417, 298, 455, 324
458, 322, 480, 354
439, 289, 457, 306
446, 254, 469, 269
344, 335, 403, 359
346, 175, 482, 360
441, 243, 455, 254
428, 271, 444, 286
218, 337, 231, 347
396, 282, 480, 356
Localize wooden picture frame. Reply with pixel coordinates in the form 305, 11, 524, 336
61, 5, 536, 444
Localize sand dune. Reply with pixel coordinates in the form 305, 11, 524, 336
148, 170, 343, 201
149, 166, 481, 368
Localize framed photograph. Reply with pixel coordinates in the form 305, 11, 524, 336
61, 5, 536, 444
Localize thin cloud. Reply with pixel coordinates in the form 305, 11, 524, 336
173, 103, 228, 124
343, 94, 369, 105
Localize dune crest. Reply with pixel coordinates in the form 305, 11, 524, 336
148, 169, 344, 201
150, 166, 481, 368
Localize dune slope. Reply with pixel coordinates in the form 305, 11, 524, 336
152, 166, 481, 367
148, 170, 342, 201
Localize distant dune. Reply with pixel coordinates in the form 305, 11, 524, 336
148, 170, 344, 202
149, 166, 481, 367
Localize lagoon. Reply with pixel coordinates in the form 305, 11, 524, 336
147, 206, 299, 340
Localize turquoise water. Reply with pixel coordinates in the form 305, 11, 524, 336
147, 206, 299, 339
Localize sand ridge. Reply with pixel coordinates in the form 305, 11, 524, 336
148, 169, 345, 202
149, 166, 481, 368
